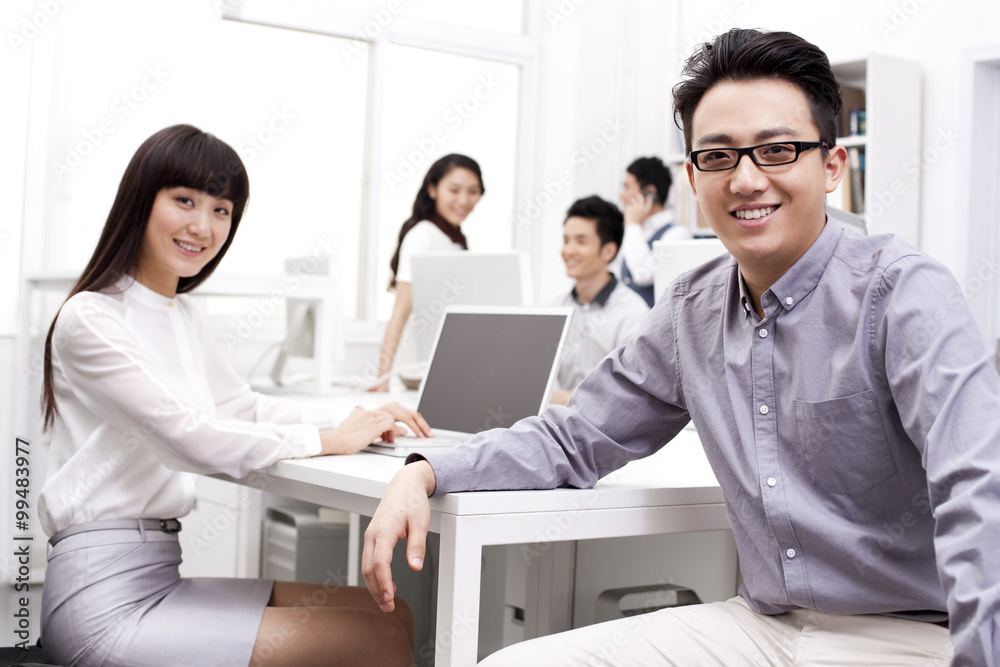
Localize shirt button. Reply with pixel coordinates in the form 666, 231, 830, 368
168, 301, 175, 307
784, 296, 794, 306
767, 477, 777, 487
759, 405, 769, 415
758, 329, 768, 338
786, 548, 796, 558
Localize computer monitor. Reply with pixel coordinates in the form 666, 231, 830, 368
269, 256, 343, 391
652, 238, 730, 303
409, 251, 532, 362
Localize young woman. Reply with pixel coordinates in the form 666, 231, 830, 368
38, 125, 429, 667
371, 154, 484, 391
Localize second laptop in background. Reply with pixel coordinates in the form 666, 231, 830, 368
410, 251, 533, 363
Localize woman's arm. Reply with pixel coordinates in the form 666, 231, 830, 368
372, 282, 412, 392
52, 293, 323, 477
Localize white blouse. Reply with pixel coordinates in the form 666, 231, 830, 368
394, 220, 465, 284
38, 278, 332, 536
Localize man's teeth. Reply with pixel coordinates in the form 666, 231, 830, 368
176, 240, 202, 252
734, 206, 777, 220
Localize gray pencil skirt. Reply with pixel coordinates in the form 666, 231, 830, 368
41, 522, 273, 667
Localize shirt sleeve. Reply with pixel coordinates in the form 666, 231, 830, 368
193, 300, 341, 430
53, 294, 322, 479
395, 221, 438, 284
877, 256, 1000, 667
620, 224, 656, 287
419, 298, 691, 493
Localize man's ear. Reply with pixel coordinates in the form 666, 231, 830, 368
824, 145, 849, 194
686, 159, 698, 199
601, 241, 619, 264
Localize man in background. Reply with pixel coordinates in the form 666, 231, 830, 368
618, 156, 693, 306
550, 195, 649, 405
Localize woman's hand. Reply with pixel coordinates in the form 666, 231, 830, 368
376, 402, 433, 440
318, 407, 405, 456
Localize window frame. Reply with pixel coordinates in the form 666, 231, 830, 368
222, 0, 543, 340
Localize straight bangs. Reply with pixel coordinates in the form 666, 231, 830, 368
155, 130, 250, 221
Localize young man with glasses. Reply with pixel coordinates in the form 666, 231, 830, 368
363, 28, 999, 666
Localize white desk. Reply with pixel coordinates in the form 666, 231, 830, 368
221, 427, 729, 667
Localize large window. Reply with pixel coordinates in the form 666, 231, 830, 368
376, 45, 520, 320
36, 3, 369, 318
222, 0, 538, 332
22, 0, 537, 339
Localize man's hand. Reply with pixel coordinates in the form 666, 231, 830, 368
362, 460, 437, 612
319, 406, 404, 455
623, 190, 655, 227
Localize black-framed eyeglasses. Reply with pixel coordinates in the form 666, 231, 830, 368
689, 141, 828, 172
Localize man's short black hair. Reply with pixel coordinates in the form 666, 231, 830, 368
564, 195, 624, 260
626, 156, 672, 206
672, 28, 842, 155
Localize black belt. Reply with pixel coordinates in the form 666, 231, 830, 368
49, 519, 181, 547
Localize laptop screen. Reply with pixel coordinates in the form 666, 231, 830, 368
416, 309, 570, 435
410, 252, 531, 362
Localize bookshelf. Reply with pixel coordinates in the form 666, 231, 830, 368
828, 54, 922, 244
666, 54, 922, 244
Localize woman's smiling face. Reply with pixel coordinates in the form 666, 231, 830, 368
136, 186, 234, 296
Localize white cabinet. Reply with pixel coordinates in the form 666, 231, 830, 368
178, 476, 262, 579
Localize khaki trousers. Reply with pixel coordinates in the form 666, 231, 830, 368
479, 596, 953, 666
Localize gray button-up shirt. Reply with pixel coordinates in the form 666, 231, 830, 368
418, 222, 1000, 666
552, 275, 649, 392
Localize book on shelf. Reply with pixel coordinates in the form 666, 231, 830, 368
826, 146, 866, 216
848, 147, 865, 213
841, 85, 867, 137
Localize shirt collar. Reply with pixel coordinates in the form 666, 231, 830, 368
737, 220, 843, 319
116, 275, 177, 310
572, 274, 618, 307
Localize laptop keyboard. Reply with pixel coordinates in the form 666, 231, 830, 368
389, 433, 469, 447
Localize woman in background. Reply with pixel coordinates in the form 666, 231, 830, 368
38, 124, 425, 667
371, 154, 484, 391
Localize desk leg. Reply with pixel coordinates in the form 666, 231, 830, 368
524, 541, 575, 639
347, 513, 361, 586
435, 514, 482, 667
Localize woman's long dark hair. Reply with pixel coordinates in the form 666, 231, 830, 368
41, 124, 250, 430
388, 154, 484, 289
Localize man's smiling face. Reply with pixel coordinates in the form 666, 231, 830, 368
686, 78, 847, 280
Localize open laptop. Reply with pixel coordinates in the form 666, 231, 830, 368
366, 305, 573, 457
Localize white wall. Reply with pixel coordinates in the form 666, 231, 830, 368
2, 1, 37, 645
533, 0, 680, 303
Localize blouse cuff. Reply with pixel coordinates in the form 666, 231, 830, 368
300, 402, 340, 430
280, 423, 323, 460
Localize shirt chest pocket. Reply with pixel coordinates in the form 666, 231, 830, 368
793, 390, 897, 496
